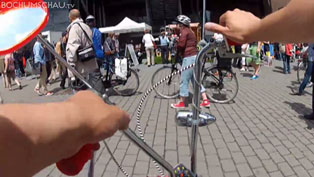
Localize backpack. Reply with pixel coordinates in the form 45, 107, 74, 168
279, 44, 286, 53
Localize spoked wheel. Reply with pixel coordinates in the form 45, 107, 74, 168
151, 65, 180, 99
112, 68, 140, 96
297, 61, 307, 83
202, 67, 239, 104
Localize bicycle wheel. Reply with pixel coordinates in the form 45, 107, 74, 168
151, 65, 180, 99
297, 61, 307, 83
202, 67, 239, 104
112, 68, 140, 96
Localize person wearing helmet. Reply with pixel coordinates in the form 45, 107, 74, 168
85, 15, 105, 63
171, 15, 210, 108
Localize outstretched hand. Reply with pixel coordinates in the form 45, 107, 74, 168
68, 91, 130, 144
205, 9, 261, 43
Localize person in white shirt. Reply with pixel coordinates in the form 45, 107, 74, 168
142, 29, 156, 67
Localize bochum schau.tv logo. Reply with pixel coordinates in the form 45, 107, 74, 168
0, 1, 75, 9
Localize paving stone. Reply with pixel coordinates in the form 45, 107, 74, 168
278, 162, 295, 176
298, 158, 314, 170
269, 171, 284, 177
221, 159, 236, 172
262, 159, 278, 173
293, 165, 311, 177
255, 149, 271, 160
231, 152, 246, 164
252, 167, 270, 177
284, 154, 301, 167
236, 163, 253, 177
217, 148, 231, 159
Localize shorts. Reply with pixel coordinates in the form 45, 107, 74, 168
246, 45, 261, 65
6, 70, 16, 80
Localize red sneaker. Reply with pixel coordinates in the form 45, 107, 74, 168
171, 101, 186, 109
200, 99, 210, 108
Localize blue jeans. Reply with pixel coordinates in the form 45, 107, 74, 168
279, 52, 284, 61
180, 55, 205, 97
104, 55, 114, 73
283, 54, 291, 73
299, 61, 313, 94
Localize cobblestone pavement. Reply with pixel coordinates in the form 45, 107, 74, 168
2, 60, 314, 177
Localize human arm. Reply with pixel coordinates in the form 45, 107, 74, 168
0, 91, 130, 177
55, 42, 61, 56
205, 0, 314, 43
177, 30, 187, 50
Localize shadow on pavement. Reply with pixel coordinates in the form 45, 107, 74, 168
275, 66, 283, 70
283, 101, 314, 130
290, 80, 300, 86
272, 69, 285, 74
287, 85, 312, 95
11, 84, 28, 91
240, 73, 254, 78
51, 87, 74, 96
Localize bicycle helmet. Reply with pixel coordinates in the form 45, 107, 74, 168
175, 15, 191, 26
86, 15, 95, 21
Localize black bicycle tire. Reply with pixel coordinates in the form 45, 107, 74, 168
151, 66, 180, 99
113, 68, 140, 96
202, 66, 239, 104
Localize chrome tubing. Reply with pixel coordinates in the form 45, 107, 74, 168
190, 41, 214, 173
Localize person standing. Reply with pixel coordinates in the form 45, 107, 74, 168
55, 32, 68, 89
142, 29, 156, 67
247, 42, 262, 80
66, 9, 102, 93
240, 43, 249, 71
292, 43, 313, 95
284, 43, 293, 74
33, 36, 53, 96
263, 41, 272, 66
13, 50, 25, 77
103, 32, 116, 72
279, 43, 286, 61
0, 55, 8, 88
159, 31, 170, 64
4, 53, 22, 91
44, 42, 57, 84
85, 15, 105, 64
113, 33, 120, 58
170, 15, 210, 108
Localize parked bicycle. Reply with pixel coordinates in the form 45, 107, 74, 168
151, 55, 181, 99
102, 57, 140, 96
151, 46, 239, 104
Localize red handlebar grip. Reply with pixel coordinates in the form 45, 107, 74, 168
56, 143, 99, 176
226, 39, 242, 46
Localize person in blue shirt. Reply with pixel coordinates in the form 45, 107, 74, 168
33, 35, 53, 96
85, 15, 105, 65
159, 31, 170, 64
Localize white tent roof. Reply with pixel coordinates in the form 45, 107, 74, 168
99, 17, 152, 34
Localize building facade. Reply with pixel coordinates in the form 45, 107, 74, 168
43, 0, 291, 33
43, 0, 71, 32
69, 0, 291, 33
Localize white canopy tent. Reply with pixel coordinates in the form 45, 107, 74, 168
99, 17, 152, 34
